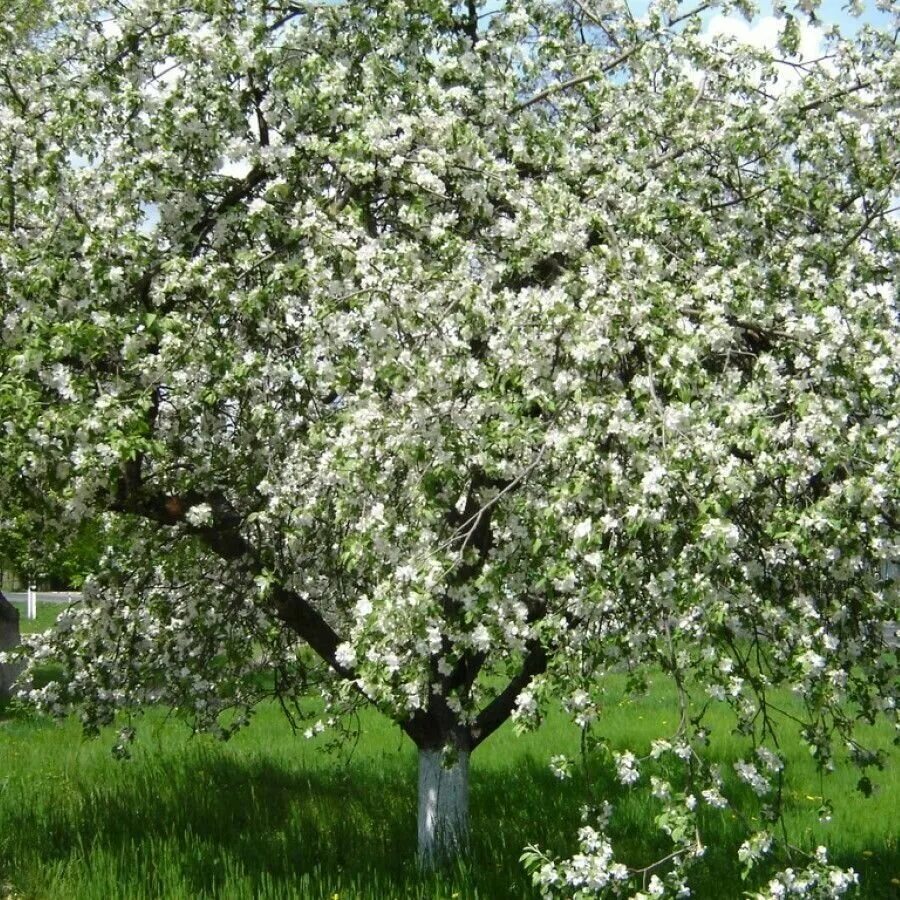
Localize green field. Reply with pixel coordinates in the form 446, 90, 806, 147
6, 601, 61, 635
1, 605, 897, 899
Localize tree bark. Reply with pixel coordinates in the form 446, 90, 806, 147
417, 747, 470, 865
0, 590, 22, 702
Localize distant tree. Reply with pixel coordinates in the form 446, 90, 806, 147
1, 0, 896, 889
0, 489, 101, 590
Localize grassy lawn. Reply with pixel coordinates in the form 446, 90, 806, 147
0, 609, 896, 898
8, 601, 64, 636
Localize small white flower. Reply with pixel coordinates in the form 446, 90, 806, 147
756, 746, 784, 773
436, 657, 452, 676
573, 518, 593, 541
702, 787, 728, 809
549, 754, 572, 780
184, 503, 213, 526
614, 751, 640, 786
334, 642, 356, 668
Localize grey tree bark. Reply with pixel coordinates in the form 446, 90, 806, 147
0, 590, 22, 701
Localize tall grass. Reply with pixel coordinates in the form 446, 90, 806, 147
1, 610, 896, 898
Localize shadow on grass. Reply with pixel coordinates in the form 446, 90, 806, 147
2, 747, 586, 898
1, 739, 897, 899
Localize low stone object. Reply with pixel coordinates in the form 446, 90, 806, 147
0, 590, 22, 701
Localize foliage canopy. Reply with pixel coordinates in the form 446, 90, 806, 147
1, 0, 897, 892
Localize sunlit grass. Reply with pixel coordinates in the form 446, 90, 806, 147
8, 601, 62, 636
0, 609, 896, 898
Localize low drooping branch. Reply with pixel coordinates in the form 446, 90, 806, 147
110, 477, 358, 683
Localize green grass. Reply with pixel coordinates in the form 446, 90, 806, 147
0, 612, 897, 899
8, 601, 63, 635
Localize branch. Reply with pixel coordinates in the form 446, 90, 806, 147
249, 71, 270, 148
837, 191, 897, 255
272, 585, 355, 680
432, 447, 548, 566
110, 480, 357, 680
402, 694, 474, 750
666, 1, 715, 28
189, 164, 268, 252
512, 45, 641, 113
459, 0, 479, 45
571, 0, 621, 48
795, 81, 870, 115
6, 147, 15, 232
0, 70, 26, 114
512, 0, 715, 115
268, 5, 311, 32
513, 72, 598, 115
470, 639, 548, 748
110, 484, 252, 560
442, 648, 487, 694
444, 466, 507, 574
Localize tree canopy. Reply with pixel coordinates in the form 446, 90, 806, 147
1, 0, 897, 892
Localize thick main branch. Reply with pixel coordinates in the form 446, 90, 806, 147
470, 640, 548, 749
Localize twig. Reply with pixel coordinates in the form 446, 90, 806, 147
512, 45, 640, 113
571, 0, 621, 48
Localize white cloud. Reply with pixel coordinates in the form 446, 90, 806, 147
705, 13, 825, 60
701, 13, 829, 92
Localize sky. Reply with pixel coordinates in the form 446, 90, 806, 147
700, 0, 893, 57
627, 0, 892, 31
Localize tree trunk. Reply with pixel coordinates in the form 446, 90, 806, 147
0, 591, 22, 702
417, 747, 470, 865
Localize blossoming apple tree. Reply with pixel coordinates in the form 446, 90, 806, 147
1, 0, 897, 890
